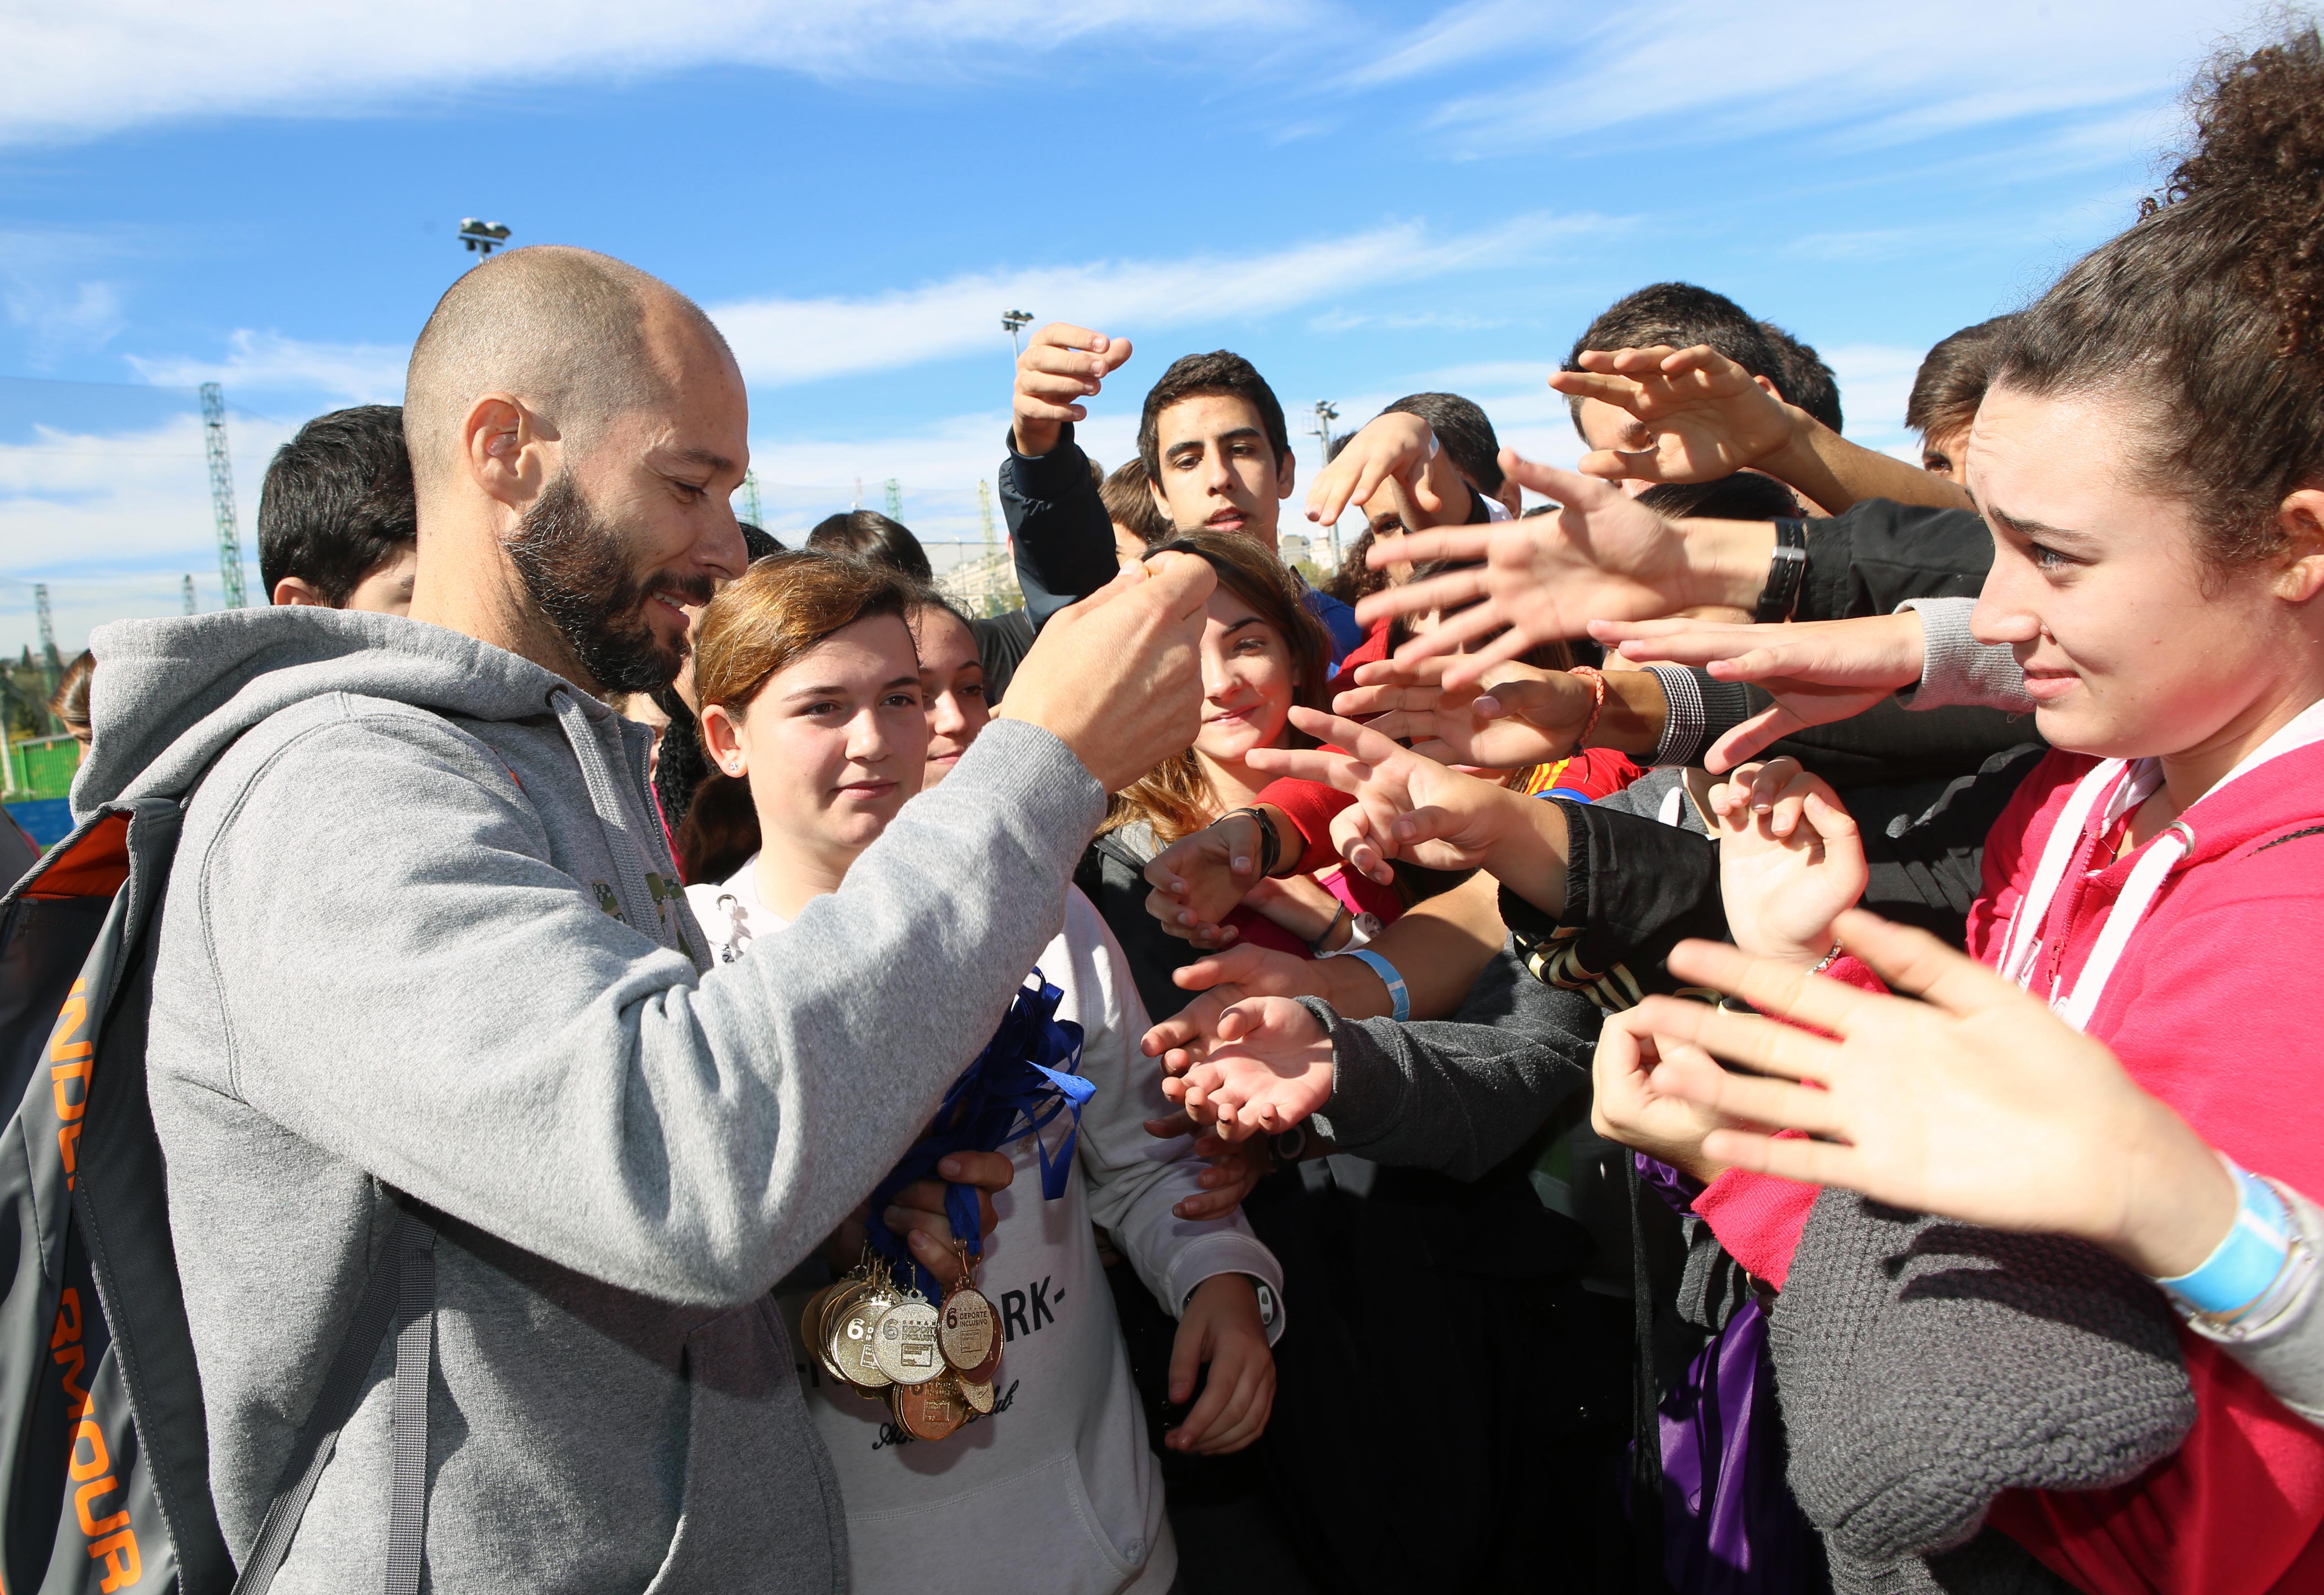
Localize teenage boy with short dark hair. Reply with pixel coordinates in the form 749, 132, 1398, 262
259, 403, 421, 613
999, 325, 1365, 661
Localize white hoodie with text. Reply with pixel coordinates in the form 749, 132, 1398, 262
687, 864, 1287, 1595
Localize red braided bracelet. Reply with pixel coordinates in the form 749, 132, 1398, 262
1568, 665, 1608, 748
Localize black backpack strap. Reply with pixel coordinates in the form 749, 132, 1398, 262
232, 1204, 436, 1595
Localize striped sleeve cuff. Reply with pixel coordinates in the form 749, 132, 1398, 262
1643, 665, 1754, 767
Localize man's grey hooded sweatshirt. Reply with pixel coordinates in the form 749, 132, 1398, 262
74, 605, 1107, 1593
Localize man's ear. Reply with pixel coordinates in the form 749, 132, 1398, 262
699, 701, 747, 778
1751, 375, 1783, 401
462, 393, 555, 512
271, 575, 331, 608
2272, 488, 2324, 604
1274, 451, 1297, 501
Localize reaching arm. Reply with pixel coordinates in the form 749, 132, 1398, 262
1157, 945, 1598, 1178
1002, 322, 1140, 630
1549, 344, 1974, 514
199, 715, 1105, 1309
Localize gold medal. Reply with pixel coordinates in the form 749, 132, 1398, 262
938, 1283, 999, 1373
958, 1375, 995, 1415
833, 1279, 898, 1390
892, 1373, 969, 1441
871, 1295, 945, 1386
804, 1280, 851, 1384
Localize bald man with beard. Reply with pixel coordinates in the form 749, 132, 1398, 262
72, 247, 1214, 1592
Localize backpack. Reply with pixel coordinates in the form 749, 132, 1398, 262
3, 793, 436, 1595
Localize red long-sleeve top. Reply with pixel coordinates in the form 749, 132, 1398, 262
1692, 747, 2324, 1593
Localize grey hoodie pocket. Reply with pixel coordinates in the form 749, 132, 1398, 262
641, 1296, 848, 1594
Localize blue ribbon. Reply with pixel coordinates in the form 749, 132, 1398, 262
865, 968, 1094, 1296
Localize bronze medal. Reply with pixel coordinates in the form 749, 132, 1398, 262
958, 1375, 995, 1415
938, 1285, 998, 1373
833, 1287, 897, 1390
872, 1296, 945, 1386
892, 1374, 969, 1441
957, 1328, 1002, 1387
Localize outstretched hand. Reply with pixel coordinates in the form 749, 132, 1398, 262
1589, 1006, 1736, 1184
1012, 322, 1136, 459
1160, 994, 1337, 1141
1142, 942, 1335, 1068
1304, 410, 1470, 531
1625, 914, 2238, 1279
1592, 610, 1927, 770
1140, 1109, 1272, 1220
1709, 758, 1867, 965
1248, 706, 1520, 883
1143, 809, 1269, 947
1355, 454, 1699, 687
1548, 344, 1795, 486
1331, 656, 1594, 769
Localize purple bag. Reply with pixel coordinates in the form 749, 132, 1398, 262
1636, 1156, 1819, 1594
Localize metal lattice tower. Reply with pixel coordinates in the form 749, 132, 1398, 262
181, 575, 197, 615
883, 479, 903, 522
200, 383, 248, 608
34, 584, 60, 693
978, 479, 997, 549
740, 469, 763, 529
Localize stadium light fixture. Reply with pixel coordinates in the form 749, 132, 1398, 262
459, 219, 513, 262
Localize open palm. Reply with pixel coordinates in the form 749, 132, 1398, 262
1164, 996, 1336, 1140
1628, 915, 2218, 1265
1354, 458, 1696, 686
1550, 344, 1794, 485
1711, 762, 1867, 963
1248, 707, 1520, 881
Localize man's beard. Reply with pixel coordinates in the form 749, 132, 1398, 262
507, 473, 712, 694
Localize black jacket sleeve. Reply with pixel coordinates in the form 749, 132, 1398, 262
1795, 499, 1992, 623
1502, 744, 2049, 1000
1301, 943, 1600, 1181
997, 423, 1121, 632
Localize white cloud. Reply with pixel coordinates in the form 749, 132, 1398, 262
4, 282, 125, 362
711, 212, 1617, 387
1824, 343, 1928, 449
126, 330, 408, 403
0, 0, 1315, 146
0, 411, 288, 655
1364, 0, 2249, 154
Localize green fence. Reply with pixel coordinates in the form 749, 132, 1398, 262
4, 733, 82, 800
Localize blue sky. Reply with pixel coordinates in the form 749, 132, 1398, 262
0, 0, 2256, 655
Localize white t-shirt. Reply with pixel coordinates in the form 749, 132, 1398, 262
683, 858, 1286, 1595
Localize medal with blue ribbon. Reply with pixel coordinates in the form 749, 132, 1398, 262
865, 968, 1095, 1298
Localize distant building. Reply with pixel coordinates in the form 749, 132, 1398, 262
936, 547, 1020, 618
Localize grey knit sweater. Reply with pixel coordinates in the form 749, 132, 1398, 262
1771, 1189, 2196, 1593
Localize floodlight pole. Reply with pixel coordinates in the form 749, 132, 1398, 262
1002, 309, 1033, 361
1306, 400, 1342, 561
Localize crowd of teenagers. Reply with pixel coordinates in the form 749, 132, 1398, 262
12, 22, 2324, 1595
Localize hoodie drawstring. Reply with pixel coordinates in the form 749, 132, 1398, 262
551, 687, 668, 949
2003, 696, 2324, 1029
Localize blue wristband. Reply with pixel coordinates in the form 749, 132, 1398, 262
2157, 1158, 2293, 1318
1347, 949, 1409, 1022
